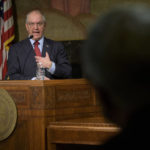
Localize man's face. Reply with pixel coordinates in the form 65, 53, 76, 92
25, 11, 45, 41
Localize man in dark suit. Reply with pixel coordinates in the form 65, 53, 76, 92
6, 9, 72, 80
81, 3, 150, 149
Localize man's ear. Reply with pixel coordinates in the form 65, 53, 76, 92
25, 24, 29, 32
44, 22, 46, 28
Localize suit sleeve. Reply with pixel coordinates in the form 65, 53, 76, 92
51, 42, 72, 79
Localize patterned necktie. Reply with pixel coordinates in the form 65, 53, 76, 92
34, 41, 41, 56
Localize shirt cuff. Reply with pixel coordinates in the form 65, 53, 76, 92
47, 61, 55, 74
31, 77, 37, 80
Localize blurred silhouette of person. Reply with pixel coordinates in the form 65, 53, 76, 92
81, 3, 150, 149
6, 9, 72, 80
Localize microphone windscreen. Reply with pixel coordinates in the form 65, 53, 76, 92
29, 35, 33, 39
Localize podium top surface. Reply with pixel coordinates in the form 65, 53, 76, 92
0, 78, 91, 86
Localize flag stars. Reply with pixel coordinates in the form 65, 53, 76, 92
0, 6, 3, 11
0, 4, 3, 16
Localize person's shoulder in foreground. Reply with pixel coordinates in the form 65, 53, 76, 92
81, 3, 150, 149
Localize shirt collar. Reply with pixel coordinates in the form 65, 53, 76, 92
30, 36, 44, 46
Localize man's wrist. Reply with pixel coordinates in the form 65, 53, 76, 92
47, 61, 52, 69
47, 62, 55, 74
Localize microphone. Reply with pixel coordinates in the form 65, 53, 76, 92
29, 35, 33, 39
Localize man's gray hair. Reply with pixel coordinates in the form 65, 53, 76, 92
25, 9, 46, 24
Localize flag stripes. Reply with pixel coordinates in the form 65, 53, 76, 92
0, 0, 14, 80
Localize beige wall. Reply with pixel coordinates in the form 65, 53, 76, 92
14, 0, 150, 41
91, 0, 150, 16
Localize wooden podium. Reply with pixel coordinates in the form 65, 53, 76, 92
0, 79, 106, 150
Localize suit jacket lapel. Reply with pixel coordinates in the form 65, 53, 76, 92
23, 39, 37, 73
42, 38, 51, 57
24, 39, 34, 55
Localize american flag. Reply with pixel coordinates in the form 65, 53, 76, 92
0, 0, 14, 80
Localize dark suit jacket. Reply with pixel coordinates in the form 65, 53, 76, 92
6, 37, 72, 80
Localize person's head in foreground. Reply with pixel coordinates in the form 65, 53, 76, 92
81, 3, 150, 130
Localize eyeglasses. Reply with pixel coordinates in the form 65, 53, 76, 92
27, 22, 44, 27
